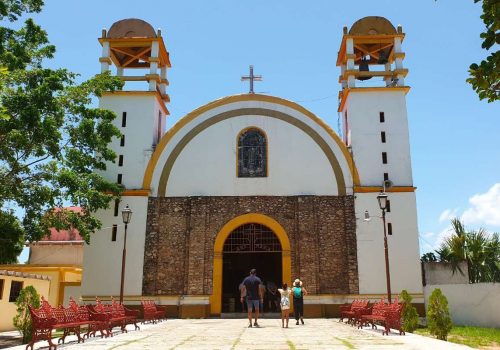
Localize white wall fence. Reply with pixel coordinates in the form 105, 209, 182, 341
424, 284, 500, 328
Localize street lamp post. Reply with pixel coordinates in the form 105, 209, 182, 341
119, 204, 133, 305
376, 192, 392, 303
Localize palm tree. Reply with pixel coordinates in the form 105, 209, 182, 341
436, 218, 500, 283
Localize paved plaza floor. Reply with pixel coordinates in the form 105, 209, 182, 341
5, 318, 473, 350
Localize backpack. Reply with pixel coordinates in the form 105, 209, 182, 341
294, 287, 302, 298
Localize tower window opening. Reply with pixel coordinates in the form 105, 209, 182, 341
118, 155, 124, 167
379, 112, 385, 123
111, 224, 117, 241
381, 131, 386, 143
120, 135, 125, 147
122, 112, 127, 127
382, 152, 388, 164
384, 172, 389, 181
114, 199, 119, 217
388, 222, 393, 235
387, 200, 391, 213
117, 174, 122, 184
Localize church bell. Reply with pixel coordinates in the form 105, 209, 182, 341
377, 50, 388, 64
357, 57, 371, 80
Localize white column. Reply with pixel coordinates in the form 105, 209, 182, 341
340, 65, 347, 89
394, 37, 404, 85
384, 62, 392, 86
150, 41, 159, 75
100, 41, 110, 73
346, 38, 355, 88
160, 66, 167, 95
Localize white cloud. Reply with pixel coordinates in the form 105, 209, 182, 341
461, 183, 500, 227
439, 208, 460, 223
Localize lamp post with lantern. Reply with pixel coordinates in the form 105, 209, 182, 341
119, 204, 132, 305
364, 192, 392, 302
377, 192, 392, 303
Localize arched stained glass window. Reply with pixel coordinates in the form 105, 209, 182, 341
238, 128, 267, 177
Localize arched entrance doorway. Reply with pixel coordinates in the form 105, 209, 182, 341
211, 213, 291, 315
222, 223, 282, 313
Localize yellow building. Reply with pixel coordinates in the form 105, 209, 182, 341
0, 207, 83, 309
0, 270, 51, 331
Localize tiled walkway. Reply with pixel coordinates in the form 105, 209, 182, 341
6, 318, 472, 350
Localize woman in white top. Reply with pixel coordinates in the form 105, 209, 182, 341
278, 283, 292, 328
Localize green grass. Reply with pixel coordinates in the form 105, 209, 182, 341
415, 326, 500, 349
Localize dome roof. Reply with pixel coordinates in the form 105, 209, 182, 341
349, 16, 397, 35
108, 18, 156, 39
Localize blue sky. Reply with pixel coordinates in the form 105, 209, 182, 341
16, 0, 500, 261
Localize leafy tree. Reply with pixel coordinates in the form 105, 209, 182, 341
466, 0, 499, 102
420, 252, 437, 263
427, 288, 452, 341
13, 285, 41, 344
0, 1, 123, 253
0, 210, 25, 263
400, 290, 419, 333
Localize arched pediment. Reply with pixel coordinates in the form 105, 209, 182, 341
142, 94, 359, 196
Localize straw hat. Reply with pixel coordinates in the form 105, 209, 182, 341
294, 278, 303, 286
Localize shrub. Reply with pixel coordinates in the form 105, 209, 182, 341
427, 288, 452, 341
13, 285, 41, 344
400, 289, 419, 333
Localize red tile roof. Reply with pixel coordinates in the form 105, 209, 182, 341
41, 207, 84, 242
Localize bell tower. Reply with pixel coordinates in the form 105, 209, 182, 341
98, 18, 171, 190
337, 17, 422, 297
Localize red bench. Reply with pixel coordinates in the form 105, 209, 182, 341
68, 297, 108, 339
27, 297, 97, 350
88, 297, 138, 335
359, 299, 405, 335
141, 299, 166, 324
339, 299, 370, 325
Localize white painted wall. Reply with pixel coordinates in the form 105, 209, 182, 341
152, 100, 353, 197
29, 244, 83, 265
355, 192, 422, 296
62, 285, 81, 307
167, 116, 338, 196
424, 284, 500, 327
82, 196, 148, 297
99, 94, 164, 189
344, 90, 413, 187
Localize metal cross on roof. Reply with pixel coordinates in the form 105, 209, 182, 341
241, 65, 262, 94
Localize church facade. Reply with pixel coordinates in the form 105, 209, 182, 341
82, 17, 423, 317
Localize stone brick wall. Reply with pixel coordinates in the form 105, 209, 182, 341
142, 196, 358, 296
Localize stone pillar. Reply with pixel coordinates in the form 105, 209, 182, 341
346, 38, 356, 88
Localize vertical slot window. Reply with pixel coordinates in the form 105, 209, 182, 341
384, 173, 389, 181
379, 112, 385, 123
382, 152, 388, 164
111, 225, 117, 241
114, 199, 119, 217
388, 223, 393, 235
121, 112, 127, 127
381, 131, 386, 143
117, 174, 122, 184
118, 155, 124, 167
120, 135, 125, 147
386, 200, 391, 213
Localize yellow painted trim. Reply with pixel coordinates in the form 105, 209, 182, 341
102, 90, 169, 116
99, 57, 112, 64
354, 186, 416, 193
121, 189, 151, 197
394, 52, 406, 59
142, 94, 360, 191
235, 126, 269, 178
210, 213, 291, 315
338, 86, 411, 112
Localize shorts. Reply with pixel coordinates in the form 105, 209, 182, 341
246, 299, 260, 311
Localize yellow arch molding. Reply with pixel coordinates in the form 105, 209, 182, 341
210, 213, 291, 315
142, 94, 360, 191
